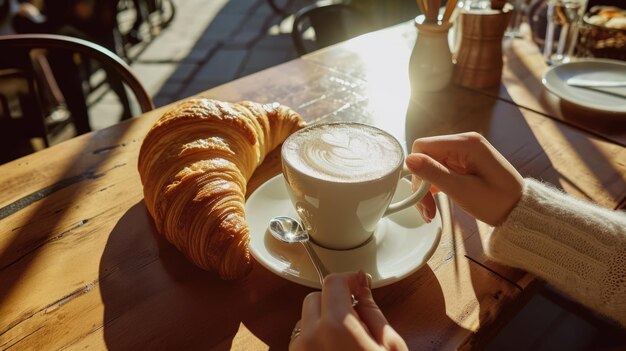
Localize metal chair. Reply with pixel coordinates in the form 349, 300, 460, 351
291, 1, 368, 56
118, 0, 176, 51
291, 0, 422, 56
0, 34, 153, 164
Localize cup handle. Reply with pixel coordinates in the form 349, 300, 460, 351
383, 164, 430, 217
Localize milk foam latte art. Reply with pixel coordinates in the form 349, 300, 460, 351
282, 123, 403, 182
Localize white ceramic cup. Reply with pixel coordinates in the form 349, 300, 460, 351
281, 122, 430, 250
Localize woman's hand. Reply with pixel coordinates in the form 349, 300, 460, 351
290, 272, 407, 351
407, 132, 523, 226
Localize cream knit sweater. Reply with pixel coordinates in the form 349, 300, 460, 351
487, 179, 626, 327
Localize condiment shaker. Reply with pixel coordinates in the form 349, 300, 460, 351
453, 7, 512, 89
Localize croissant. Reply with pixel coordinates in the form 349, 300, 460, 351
138, 98, 305, 279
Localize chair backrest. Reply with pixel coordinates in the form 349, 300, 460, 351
0, 33, 153, 164
291, 0, 423, 56
291, 1, 369, 56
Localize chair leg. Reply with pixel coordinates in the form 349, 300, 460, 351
267, 0, 289, 15
105, 68, 133, 120
158, 0, 176, 29
47, 51, 92, 135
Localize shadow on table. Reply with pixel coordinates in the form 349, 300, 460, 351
97, 80, 623, 349
98, 201, 311, 350
0, 117, 135, 349
403, 84, 553, 346
97, 168, 450, 349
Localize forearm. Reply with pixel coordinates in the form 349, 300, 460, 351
487, 179, 626, 327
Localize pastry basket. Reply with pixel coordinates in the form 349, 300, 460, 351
578, 8, 626, 61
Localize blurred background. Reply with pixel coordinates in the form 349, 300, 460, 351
0, 0, 622, 160
0, 0, 419, 154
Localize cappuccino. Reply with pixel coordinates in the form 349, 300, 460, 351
281, 122, 430, 249
282, 123, 403, 183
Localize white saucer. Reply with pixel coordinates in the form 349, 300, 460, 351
245, 174, 442, 289
542, 59, 626, 114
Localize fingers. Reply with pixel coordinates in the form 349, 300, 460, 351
411, 132, 493, 174
294, 273, 380, 350
414, 190, 436, 223
291, 292, 321, 350
409, 132, 524, 225
288, 320, 302, 350
322, 272, 407, 350
411, 176, 438, 223
321, 273, 362, 320
301, 291, 321, 330
352, 272, 408, 351
352, 272, 389, 341
406, 153, 470, 198
411, 133, 475, 168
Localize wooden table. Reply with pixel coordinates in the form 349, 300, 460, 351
1, 22, 625, 350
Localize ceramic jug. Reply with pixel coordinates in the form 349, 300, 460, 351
409, 20, 454, 93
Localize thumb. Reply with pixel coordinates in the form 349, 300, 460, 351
406, 153, 465, 196
354, 272, 407, 350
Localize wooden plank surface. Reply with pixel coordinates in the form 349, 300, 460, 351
1, 24, 625, 351
303, 22, 626, 148
498, 38, 626, 147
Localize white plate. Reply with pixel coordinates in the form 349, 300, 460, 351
541, 59, 626, 114
245, 174, 442, 289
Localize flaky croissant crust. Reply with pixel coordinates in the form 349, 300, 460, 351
138, 98, 304, 279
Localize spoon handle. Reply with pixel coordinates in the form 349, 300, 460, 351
301, 241, 329, 287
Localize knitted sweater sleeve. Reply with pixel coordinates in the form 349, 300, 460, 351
487, 178, 626, 327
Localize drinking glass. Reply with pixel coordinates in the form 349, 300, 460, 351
543, 0, 588, 65
505, 0, 530, 37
